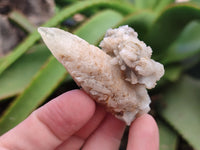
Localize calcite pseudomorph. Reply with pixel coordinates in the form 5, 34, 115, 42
38, 26, 164, 125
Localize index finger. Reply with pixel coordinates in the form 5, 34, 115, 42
0, 90, 95, 150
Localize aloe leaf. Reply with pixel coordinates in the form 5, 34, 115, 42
133, 0, 174, 12
118, 10, 156, 40
191, 0, 200, 3
191, 0, 200, 7
75, 9, 123, 44
163, 65, 183, 81
0, 9, 124, 134
146, 4, 200, 58
158, 120, 178, 150
44, 0, 134, 28
0, 58, 4, 64
0, 32, 40, 76
0, 44, 51, 100
119, 0, 134, 4
134, 0, 158, 9
163, 21, 200, 64
0, 57, 67, 134
0, 0, 135, 76
8, 10, 36, 33
155, 0, 175, 12
159, 76, 200, 150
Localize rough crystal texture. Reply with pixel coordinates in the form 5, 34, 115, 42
100, 25, 164, 89
38, 26, 164, 125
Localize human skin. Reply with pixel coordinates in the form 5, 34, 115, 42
0, 90, 159, 150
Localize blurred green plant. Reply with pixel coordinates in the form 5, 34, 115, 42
0, 0, 200, 149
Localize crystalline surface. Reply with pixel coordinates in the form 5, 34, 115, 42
100, 25, 164, 89
38, 26, 164, 125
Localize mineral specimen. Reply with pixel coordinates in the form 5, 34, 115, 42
38, 26, 164, 125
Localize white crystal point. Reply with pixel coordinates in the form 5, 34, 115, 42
38, 27, 87, 62
38, 26, 164, 126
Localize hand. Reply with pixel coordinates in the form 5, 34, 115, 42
0, 90, 159, 150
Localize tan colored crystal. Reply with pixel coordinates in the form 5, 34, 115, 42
38, 26, 164, 125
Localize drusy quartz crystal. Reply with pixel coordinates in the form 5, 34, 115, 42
38, 26, 164, 125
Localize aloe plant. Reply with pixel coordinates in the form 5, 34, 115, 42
0, 0, 200, 149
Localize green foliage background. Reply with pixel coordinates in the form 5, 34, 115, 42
0, 0, 200, 149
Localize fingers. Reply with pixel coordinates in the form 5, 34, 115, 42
82, 114, 126, 150
35, 90, 95, 140
0, 90, 96, 150
75, 105, 106, 139
127, 114, 159, 150
56, 105, 106, 150
56, 135, 85, 150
